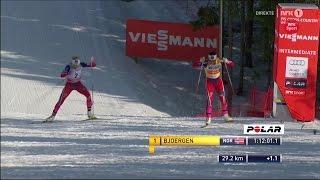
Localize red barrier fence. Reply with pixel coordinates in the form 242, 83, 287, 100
246, 86, 272, 118
194, 86, 272, 118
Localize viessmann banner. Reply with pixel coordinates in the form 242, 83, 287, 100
273, 4, 319, 121
126, 19, 220, 61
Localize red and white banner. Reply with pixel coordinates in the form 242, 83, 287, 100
126, 19, 220, 61
273, 4, 319, 121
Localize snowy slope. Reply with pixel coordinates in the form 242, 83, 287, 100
1, 0, 202, 119
1, 0, 320, 179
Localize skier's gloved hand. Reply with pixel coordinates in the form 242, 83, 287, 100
223, 58, 235, 68
222, 58, 229, 63
61, 72, 68, 77
90, 56, 96, 67
200, 57, 206, 63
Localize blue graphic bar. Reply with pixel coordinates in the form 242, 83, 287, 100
247, 155, 281, 163
218, 155, 247, 163
247, 137, 281, 145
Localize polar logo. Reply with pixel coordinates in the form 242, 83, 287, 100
294, 9, 303, 18
244, 124, 284, 135
128, 30, 218, 51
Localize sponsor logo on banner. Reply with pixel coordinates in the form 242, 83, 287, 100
126, 19, 219, 61
128, 30, 217, 51
285, 20, 298, 33
289, 59, 305, 66
280, 8, 318, 25
274, 5, 319, 121
285, 56, 308, 78
244, 124, 284, 135
278, 33, 319, 42
285, 89, 306, 96
285, 78, 307, 88
281, 9, 303, 17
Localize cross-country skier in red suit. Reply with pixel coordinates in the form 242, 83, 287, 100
194, 51, 235, 126
45, 56, 96, 122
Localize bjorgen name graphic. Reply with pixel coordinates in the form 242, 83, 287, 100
128, 30, 218, 51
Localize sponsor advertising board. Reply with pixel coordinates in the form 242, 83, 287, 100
126, 19, 220, 61
273, 4, 319, 121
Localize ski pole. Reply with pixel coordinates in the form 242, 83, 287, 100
223, 59, 235, 95
90, 56, 95, 114
195, 61, 204, 94
92, 83, 94, 113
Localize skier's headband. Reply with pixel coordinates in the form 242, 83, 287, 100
72, 56, 80, 60
208, 54, 217, 60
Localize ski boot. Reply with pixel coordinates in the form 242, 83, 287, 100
206, 117, 212, 126
201, 117, 212, 128
223, 114, 233, 122
43, 115, 55, 123
87, 110, 97, 120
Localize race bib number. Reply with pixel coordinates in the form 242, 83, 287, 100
206, 64, 220, 74
68, 67, 82, 82
205, 64, 221, 79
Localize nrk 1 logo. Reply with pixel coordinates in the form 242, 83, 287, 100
280, 9, 303, 18
285, 78, 307, 88
244, 124, 284, 135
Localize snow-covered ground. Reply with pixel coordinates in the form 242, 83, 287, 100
2, 114, 320, 179
1, 0, 319, 179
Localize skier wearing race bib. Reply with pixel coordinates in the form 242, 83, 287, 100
195, 51, 235, 126
45, 56, 96, 122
